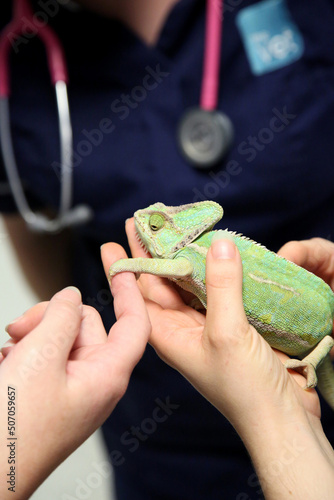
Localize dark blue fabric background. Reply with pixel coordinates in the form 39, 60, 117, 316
1, 0, 334, 498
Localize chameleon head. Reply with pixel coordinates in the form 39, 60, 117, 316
134, 201, 224, 258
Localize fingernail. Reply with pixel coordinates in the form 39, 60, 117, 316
5, 315, 24, 332
100, 243, 106, 251
1, 339, 15, 351
64, 286, 82, 297
211, 232, 236, 260
211, 229, 235, 243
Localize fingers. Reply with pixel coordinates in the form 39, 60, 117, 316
278, 238, 334, 288
1, 339, 17, 358
22, 287, 83, 369
100, 242, 151, 379
101, 242, 150, 333
278, 240, 308, 266
109, 276, 151, 372
101, 241, 130, 278
5, 302, 48, 340
2, 301, 106, 359
148, 237, 254, 387
147, 300, 204, 368
101, 240, 200, 379
101, 242, 143, 314
70, 305, 107, 352
204, 237, 249, 348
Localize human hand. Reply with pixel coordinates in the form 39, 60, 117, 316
0, 244, 150, 499
102, 224, 334, 499
102, 221, 322, 428
278, 237, 334, 360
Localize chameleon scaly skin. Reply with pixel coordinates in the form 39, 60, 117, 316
109, 201, 334, 410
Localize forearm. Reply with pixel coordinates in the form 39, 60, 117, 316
237, 407, 334, 499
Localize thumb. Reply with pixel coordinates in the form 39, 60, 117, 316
204, 232, 248, 347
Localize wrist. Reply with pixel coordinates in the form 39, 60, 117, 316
234, 403, 334, 499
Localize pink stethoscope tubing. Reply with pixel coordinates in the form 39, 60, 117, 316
0, 0, 92, 232
0, 0, 68, 97
201, 0, 223, 110
178, 0, 233, 168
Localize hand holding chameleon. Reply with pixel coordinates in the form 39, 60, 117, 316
109, 201, 334, 410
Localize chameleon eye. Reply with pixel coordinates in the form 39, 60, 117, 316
149, 213, 165, 232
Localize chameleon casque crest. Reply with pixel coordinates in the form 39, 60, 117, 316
109, 201, 334, 410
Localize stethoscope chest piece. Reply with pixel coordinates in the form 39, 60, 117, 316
178, 107, 234, 169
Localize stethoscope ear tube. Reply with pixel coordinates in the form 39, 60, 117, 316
55, 80, 92, 224
0, 95, 93, 233
0, 97, 39, 226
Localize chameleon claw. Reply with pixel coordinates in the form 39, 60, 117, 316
284, 359, 318, 389
189, 297, 206, 311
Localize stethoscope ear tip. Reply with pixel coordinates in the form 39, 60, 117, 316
178, 107, 234, 170
65, 204, 94, 226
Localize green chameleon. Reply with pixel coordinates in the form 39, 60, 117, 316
109, 201, 334, 410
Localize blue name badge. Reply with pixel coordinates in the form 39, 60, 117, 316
236, 0, 304, 75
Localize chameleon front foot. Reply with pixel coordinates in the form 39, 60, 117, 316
284, 336, 334, 389
284, 359, 317, 388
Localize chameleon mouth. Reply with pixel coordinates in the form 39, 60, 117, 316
135, 228, 151, 256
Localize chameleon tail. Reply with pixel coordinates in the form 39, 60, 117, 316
316, 353, 334, 411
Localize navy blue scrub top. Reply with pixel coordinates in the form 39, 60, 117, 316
1, 1, 334, 498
